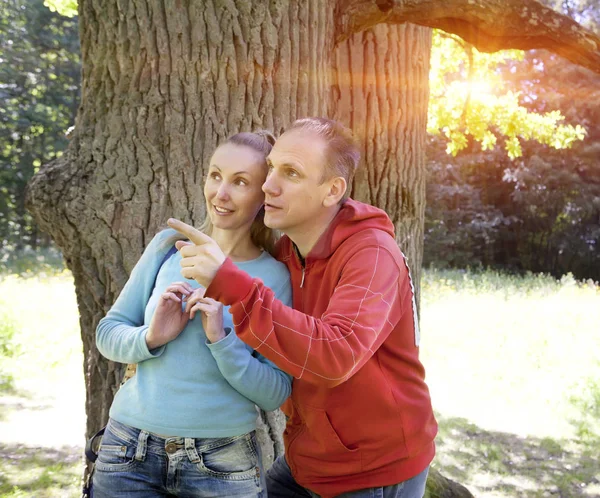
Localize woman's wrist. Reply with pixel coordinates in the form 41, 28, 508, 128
207, 328, 227, 343
145, 330, 161, 350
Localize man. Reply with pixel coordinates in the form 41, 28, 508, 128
168, 118, 437, 498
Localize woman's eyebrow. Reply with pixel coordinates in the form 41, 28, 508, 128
209, 165, 250, 176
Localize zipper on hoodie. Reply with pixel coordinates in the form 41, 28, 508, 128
293, 243, 306, 289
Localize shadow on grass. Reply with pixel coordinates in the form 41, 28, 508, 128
0, 443, 82, 498
434, 414, 600, 497
0, 394, 52, 423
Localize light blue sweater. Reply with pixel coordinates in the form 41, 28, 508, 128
96, 229, 292, 437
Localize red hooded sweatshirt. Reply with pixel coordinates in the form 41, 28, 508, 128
207, 199, 437, 497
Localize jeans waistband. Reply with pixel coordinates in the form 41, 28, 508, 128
107, 418, 254, 455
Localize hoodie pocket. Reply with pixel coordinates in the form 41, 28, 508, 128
292, 407, 362, 478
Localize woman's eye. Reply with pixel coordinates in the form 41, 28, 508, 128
209, 172, 221, 180
235, 178, 248, 186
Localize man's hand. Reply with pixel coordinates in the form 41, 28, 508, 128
167, 218, 226, 288
146, 282, 193, 350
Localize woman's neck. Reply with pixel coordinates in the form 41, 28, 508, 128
209, 227, 262, 262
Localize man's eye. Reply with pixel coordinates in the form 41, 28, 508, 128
288, 169, 299, 177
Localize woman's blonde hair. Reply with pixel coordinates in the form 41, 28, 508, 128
162, 130, 278, 255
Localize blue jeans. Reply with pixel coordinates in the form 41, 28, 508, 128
92, 418, 265, 497
266, 455, 429, 498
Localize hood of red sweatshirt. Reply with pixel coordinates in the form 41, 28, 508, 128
277, 198, 396, 261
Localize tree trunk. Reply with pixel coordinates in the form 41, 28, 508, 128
330, 22, 430, 305
25, 0, 479, 494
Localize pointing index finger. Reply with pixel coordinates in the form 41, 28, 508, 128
167, 219, 212, 245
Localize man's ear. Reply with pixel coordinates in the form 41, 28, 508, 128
323, 177, 347, 208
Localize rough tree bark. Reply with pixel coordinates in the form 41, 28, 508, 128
331, 22, 430, 294
25, 0, 600, 495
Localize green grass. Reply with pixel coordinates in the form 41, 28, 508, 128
0, 444, 82, 498
0, 267, 599, 497
420, 269, 600, 497
0, 271, 83, 498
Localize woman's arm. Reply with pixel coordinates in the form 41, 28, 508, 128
207, 329, 292, 411
96, 231, 177, 364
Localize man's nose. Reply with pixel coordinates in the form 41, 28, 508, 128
262, 173, 280, 196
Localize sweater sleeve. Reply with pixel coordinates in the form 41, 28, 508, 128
207, 277, 293, 411
206, 246, 408, 388
95, 233, 172, 364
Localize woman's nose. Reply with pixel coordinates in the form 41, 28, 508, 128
216, 184, 229, 200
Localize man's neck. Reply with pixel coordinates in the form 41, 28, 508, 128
287, 205, 341, 258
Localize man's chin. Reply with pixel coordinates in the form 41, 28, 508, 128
264, 215, 283, 230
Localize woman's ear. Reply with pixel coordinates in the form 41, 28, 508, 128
323, 177, 347, 208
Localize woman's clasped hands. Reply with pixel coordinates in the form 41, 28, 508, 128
146, 282, 226, 350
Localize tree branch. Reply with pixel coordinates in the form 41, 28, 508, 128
336, 0, 600, 74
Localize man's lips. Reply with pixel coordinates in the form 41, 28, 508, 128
264, 202, 282, 211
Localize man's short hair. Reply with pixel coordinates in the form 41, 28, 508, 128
288, 118, 360, 201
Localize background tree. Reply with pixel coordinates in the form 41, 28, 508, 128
0, 0, 79, 264
24, 0, 600, 494
424, 31, 600, 279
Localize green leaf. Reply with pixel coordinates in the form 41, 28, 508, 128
43, 0, 77, 18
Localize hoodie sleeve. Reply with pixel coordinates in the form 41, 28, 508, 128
95, 232, 174, 364
206, 244, 414, 388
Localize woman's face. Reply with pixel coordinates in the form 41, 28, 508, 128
204, 143, 267, 233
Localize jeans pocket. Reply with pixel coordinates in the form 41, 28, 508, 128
197, 433, 260, 481
95, 423, 139, 472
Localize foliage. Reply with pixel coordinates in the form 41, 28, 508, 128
44, 0, 78, 18
541, 0, 600, 34
425, 46, 600, 281
0, 0, 79, 258
0, 247, 65, 278
428, 30, 586, 159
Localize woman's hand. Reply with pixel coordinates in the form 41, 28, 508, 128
186, 290, 226, 343
146, 282, 194, 350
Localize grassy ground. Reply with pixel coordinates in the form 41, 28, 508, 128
420, 269, 600, 497
0, 268, 598, 497
0, 271, 84, 498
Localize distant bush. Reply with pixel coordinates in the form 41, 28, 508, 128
424, 137, 600, 281
1, 247, 65, 278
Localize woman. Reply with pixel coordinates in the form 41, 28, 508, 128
93, 131, 291, 498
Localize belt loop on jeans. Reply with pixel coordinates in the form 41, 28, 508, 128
135, 430, 149, 461
184, 437, 200, 463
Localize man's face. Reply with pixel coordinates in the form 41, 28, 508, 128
263, 129, 332, 235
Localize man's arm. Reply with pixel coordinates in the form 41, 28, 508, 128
207, 245, 410, 387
